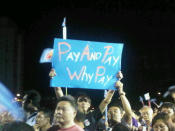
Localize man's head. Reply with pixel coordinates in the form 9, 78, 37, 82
53, 95, 77, 128
108, 103, 123, 123
76, 93, 91, 113
35, 110, 51, 128
2, 121, 34, 131
22, 90, 41, 113
159, 102, 175, 117
139, 106, 153, 124
152, 112, 174, 131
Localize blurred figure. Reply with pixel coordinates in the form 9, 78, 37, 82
48, 95, 84, 131
74, 110, 86, 129
108, 103, 124, 128
163, 85, 175, 103
159, 102, 175, 117
139, 106, 153, 131
33, 110, 51, 131
22, 90, 41, 126
152, 112, 175, 131
112, 123, 130, 131
2, 121, 34, 131
0, 111, 14, 125
171, 113, 175, 124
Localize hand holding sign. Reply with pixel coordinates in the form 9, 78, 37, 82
116, 71, 123, 81
49, 68, 56, 78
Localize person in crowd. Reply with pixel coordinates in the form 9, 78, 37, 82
48, 95, 84, 131
75, 90, 115, 131
159, 102, 175, 117
107, 103, 124, 129
22, 90, 41, 126
49, 68, 120, 131
2, 121, 34, 131
106, 80, 139, 131
0, 111, 14, 125
152, 112, 175, 131
33, 110, 51, 131
139, 106, 153, 131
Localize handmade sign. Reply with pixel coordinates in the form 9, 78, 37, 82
50, 38, 123, 90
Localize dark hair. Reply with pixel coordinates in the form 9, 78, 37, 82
152, 112, 173, 130
24, 90, 41, 107
108, 102, 123, 114
112, 123, 130, 131
39, 108, 52, 118
57, 95, 78, 111
76, 92, 91, 104
2, 121, 34, 131
159, 102, 175, 112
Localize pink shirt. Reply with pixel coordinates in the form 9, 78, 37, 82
58, 125, 84, 131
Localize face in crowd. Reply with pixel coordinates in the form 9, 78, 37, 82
153, 120, 169, 131
108, 106, 123, 123
160, 102, 175, 117
140, 106, 153, 124
35, 111, 50, 128
53, 101, 77, 127
152, 112, 174, 131
77, 96, 91, 113
161, 107, 174, 117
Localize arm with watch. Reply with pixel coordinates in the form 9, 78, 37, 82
115, 81, 139, 120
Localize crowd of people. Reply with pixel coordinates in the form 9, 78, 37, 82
0, 70, 175, 131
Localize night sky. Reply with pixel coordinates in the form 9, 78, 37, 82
2, 0, 175, 110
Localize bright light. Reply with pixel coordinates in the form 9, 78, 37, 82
16, 93, 20, 97
157, 92, 161, 95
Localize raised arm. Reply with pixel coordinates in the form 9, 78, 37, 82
54, 87, 64, 99
98, 71, 123, 113
49, 68, 64, 99
115, 81, 138, 119
99, 90, 115, 113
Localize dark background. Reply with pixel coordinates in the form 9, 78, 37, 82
2, 0, 175, 110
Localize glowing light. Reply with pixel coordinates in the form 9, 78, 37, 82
157, 92, 161, 95
16, 93, 20, 97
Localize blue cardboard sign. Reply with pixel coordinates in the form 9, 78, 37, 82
50, 38, 124, 90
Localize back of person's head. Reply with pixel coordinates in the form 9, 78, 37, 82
112, 123, 130, 131
24, 90, 41, 105
57, 95, 78, 111
2, 121, 34, 131
23, 90, 41, 112
159, 102, 175, 112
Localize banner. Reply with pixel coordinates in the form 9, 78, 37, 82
50, 38, 124, 90
39, 48, 53, 63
